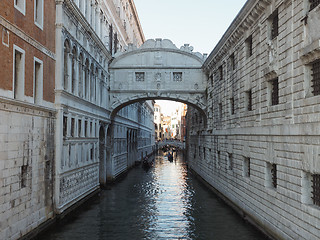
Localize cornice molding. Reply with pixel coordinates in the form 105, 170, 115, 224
203, 0, 272, 72
64, 0, 112, 60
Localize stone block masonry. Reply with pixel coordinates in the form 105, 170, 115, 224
0, 101, 55, 240
189, 0, 320, 239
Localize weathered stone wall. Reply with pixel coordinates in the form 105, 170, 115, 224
188, 0, 320, 239
0, 102, 55, 240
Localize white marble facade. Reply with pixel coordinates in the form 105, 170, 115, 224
54, 0, 153, 213
188, 0, 320, 239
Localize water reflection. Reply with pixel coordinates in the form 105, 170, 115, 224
39, 150, 267, 240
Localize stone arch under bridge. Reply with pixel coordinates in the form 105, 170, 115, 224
109, 39, 208, 118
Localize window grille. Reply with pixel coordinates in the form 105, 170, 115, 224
311, 60, 320, 96
247, 90, 252, 111
228, 153, 233, 170
271, 78, 279, 105
173, 72, 182, 81
71, 118, 75, 137
135, 72, 145, 81
271, 10, 278, 39
63, 116, 68, 137
230, 97, 235, 115
312, 174, 320, 206
310, 0, 320, 11
271, 164, 277, 188
244, 157, 250, 177
78, 119, 82, 137
21, 165, 28, 188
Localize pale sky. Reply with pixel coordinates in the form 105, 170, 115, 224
134, 0, 248, 114
134, 0, 248, 54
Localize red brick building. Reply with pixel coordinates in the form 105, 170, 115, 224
0, 0, 55, 103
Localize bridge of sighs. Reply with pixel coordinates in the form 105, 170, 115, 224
109, 38, 208, 117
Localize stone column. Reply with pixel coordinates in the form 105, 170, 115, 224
95, 7, 100, 37
74, 58, 79, 96
91, 2, 96, 30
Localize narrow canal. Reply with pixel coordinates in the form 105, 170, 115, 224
39, 150, 268, 240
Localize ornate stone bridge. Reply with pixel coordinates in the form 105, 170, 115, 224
109, 39, 207, 118
157, 139, 185, 150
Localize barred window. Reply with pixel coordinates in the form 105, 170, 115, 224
230, 97, 235, 115
71, 118, 75, 137
173, 72, 182, 81
244, 157, 250, 177
271, 164, 277, 188
246, 89, 253, 111
63, 116, 68, 137
311, 60, 320, 96
228, 153, 233, 170
135, 72, 145, 81
310, 0, 320, 11
312, 174, 320, 206
270, 78, 279, 105
270, 10, 278, 40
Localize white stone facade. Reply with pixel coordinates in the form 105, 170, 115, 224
188, 0, 320, 239
54, 0, 154, 214
0, 102, 55, 240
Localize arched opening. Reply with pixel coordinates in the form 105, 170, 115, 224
63, 39, 71, 90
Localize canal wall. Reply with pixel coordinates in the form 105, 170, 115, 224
0, 101, 55, 240
188, 0, 320, 239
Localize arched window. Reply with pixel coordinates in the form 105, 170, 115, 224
90, 63, 95, 101
63, 40, 71, 90
84, 59, 89, 99
78, 53, 83, 97
71, 47, 77, 94
100, 72, 104, 105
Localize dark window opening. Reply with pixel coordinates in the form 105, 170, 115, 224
245, 157, 250, 177
271, 10, 279, 39
228, 153, 233, 170
312, 174, 320, 206
271, 78, 279, 105
71, 118, 75, 137
311, 60, 320, 96
230, 97, 235, 115
247, 89, 253, 111
63, 116, 68, 137
21, 165, 28, 188
271, 164, 277, 188
78, 119, 82, 137
310, 0, 320, 11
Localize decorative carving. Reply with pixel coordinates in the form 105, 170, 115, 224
154, 72, 161, 81
59, 165, 99, 206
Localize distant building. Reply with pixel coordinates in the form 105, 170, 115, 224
154, 103, 162, 140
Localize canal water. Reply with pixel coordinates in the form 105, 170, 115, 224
39, 150, 268, 240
